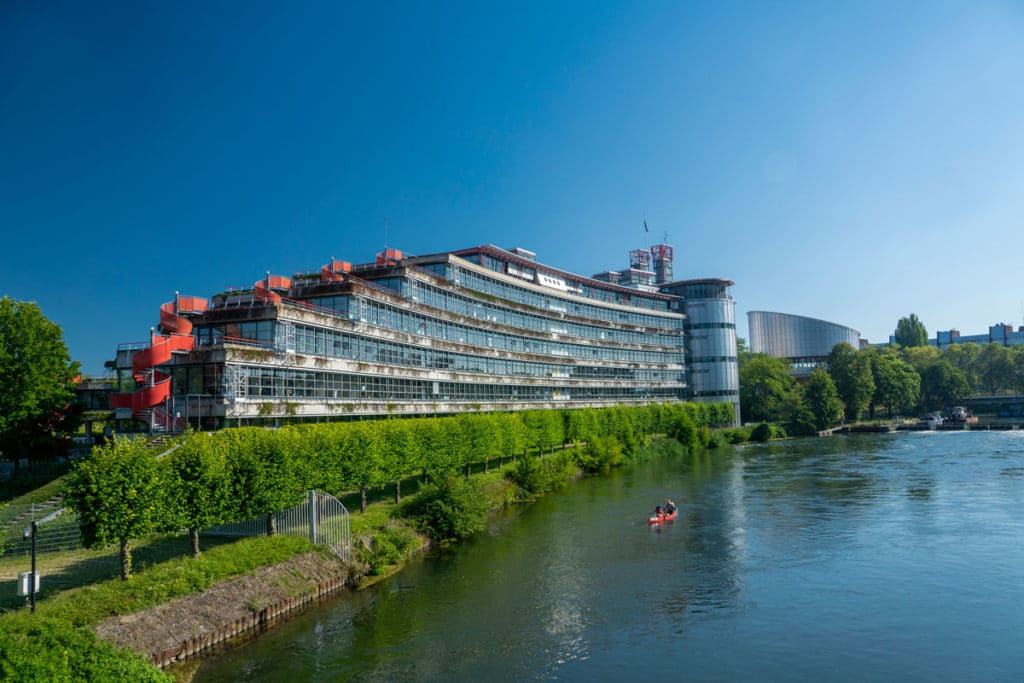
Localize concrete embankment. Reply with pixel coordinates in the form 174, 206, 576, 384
95, 550, 353, 669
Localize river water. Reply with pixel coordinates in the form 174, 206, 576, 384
192, 432, 1024, 681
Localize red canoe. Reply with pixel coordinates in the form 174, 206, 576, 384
647, 509, 678, 525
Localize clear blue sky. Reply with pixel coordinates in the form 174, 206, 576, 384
3, 1, 1023, 375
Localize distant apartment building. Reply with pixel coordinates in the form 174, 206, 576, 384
926, 324, 1024, 349
748, 311, 863, 376
111, 243, 740, 431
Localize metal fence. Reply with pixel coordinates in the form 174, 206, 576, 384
1, 508, 82, 560
1, 490, 350, 562
204, 490, 350, 560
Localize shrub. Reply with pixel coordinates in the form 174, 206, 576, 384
404, 475, 490, 542
359, 524, 420, 575
668, 413, 699, 453
0, 615, 169, 682
574, 435, 624, 473
750, 422, 773, 442
506, 452, 577, 495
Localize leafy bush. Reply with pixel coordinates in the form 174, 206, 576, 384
723, 427, 752, 443
574, 435, 624, 473
404, 475, 490, 542
0, 615, 169, 682
705, 430, 723, 449
750, 422, 773, 442
668, 413, 699, 453
359, 524, 420, 575
506, 452, 577, 495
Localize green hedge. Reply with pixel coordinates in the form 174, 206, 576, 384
63, 403, 734, 573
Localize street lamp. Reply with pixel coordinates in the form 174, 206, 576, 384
19, 522, 39, 613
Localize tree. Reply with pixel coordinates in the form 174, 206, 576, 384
919, 361, 970, 412
894, 314, 929, 347
739, 354, 796, 423
225, 428, 303, 532
974, 343, 1011, 395
804, 368, 844, 430
65, 438, 168, 580
827, 343, 874, 421
167, 432, 231, 558
869, 349, 921, 418
1011, 347, 1024, 396
0, 297, 81, 468
941, 342, 980, 392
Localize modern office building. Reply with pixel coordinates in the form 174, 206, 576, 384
748, 311, 862, 375
112, 244, 740, 430
660, 278, 740, 420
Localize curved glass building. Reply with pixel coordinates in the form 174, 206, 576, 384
747, 311, 861, 374
659, 279, 740, 424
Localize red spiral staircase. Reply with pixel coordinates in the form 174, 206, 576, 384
111, 294, 208, 431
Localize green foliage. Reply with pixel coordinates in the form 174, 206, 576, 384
975, 343, 1012, 395
64, 438, 168, 579
167, 433, 232, 557
521, 410, 564, 454
668, 412, 700, 453
894, 313, 929, 347
868, 349, 920, 417
507, 452, 578, 495
919, 361, 970, 411
359, 524, 419, 575
0, 535, 312, 681
0, 297, 81, 463
804, 367, 844, 430
720, 427, 752, 444
0, 615, 169, 682
827, 343, 875, 421
223, 428, 305, 530
750, 422, 773, 442
740, 354, 797, 423
573, 435, 624, 473
404, 474, 491, 542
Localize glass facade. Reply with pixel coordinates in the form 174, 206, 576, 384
117, 245, 740, 429
748, 311, 861, 368
660, 279, 740, 423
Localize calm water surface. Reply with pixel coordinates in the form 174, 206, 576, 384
192, 432, 1024, 681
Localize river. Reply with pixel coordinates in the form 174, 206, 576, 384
191, 431, 1024, 681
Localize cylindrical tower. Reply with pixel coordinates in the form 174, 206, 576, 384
661, 278, 740, 424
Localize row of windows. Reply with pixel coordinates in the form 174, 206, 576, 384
406, 279, 681, 345
195, 306, 681, 368
422, 263, 677, 325
291, 323, 683, 381
469, 254, 675, 313
686, 322, 736, 330
227, 365, 684, 402
292, 322, 682, 378
345, 297, 681, 363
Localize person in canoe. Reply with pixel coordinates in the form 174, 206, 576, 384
665, 499, 677, 515
654, 505, 664, 517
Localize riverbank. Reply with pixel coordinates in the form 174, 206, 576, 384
1, 423, 724, 680
98, 549, 352, 669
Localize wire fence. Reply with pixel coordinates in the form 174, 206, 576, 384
1, 509, 82, 560
205, 490, 350, 560
2, 491, 349, 562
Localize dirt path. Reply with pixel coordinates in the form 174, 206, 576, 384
95, 550, 351, 659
